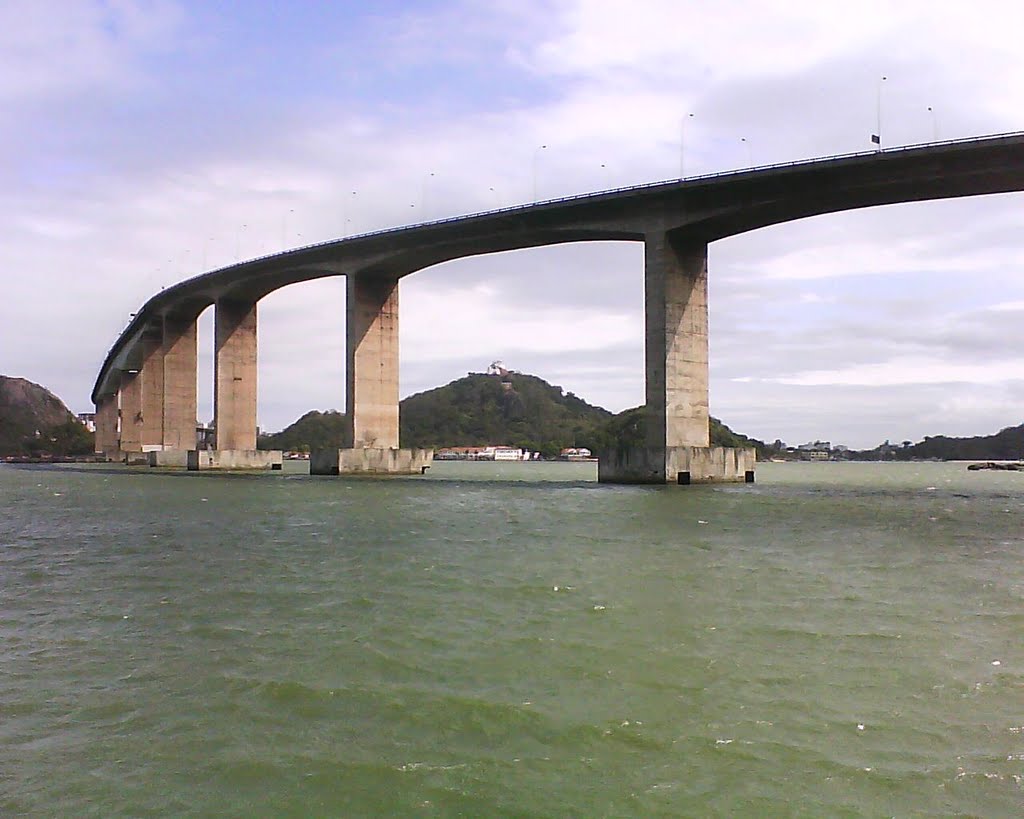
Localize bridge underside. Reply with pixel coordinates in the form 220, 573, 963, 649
95, 133, 1024, 480
93, 230, 751, 483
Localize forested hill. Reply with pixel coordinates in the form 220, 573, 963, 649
0, 375, 94, 456
258, 409, 348, 453
400, 372, 611, 455
260, 371, 769, 458
894, 424, 1024, 461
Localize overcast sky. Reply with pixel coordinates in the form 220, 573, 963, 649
3, 0, 1024, 448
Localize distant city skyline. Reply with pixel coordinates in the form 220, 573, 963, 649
3, 0, 1024, 448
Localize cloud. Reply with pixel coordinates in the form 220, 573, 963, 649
3, 0, 1024, 449
740, 357, 1024, 388
0, 0, 182, 103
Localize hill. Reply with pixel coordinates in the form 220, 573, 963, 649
259, 410, 348, 452
587, 405, 771, 459
260, 370, 768, 458
400, 372, 611, 456
883, 423, 1024, 461
0, 375, 94, 456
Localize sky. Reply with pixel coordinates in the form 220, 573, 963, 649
3, 0, 1024, 448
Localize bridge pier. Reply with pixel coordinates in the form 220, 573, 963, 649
162, 315, 198, 450
645, 232, 710, 450
94, 303, 281, 471
311, 274, 431, 476
94, 392, 120, 459
347, 275, 400, 449
115, 328, 164, 461
214, 298, 258, 451
599, 232, 754, 484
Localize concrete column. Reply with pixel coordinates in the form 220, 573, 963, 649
162, 315, 197, 450
94, 393, 119, 456
117, 329, 164, 452
214, 298, 258, 450
138, 328, 165, 449
346, 275, 400, 449
119, 371, 143, 452
645, 231, 709, 449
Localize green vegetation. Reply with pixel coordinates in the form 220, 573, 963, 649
0, 375, 94, 456
400, 372, 611, 458
877, 425, 1024, 461
259, 370, 769, 458
22, 419, 95, 457
258, 410, 348, 451
587, 405, 770, 457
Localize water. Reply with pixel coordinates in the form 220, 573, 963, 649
1, 461, 1021, 816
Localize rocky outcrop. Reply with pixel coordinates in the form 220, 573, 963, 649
0, 375, 79, 454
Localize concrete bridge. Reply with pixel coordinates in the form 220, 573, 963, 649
92, 132, 1024, 482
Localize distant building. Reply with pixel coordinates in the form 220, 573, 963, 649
434, 445, 534, 461
559, 447, 595, 461
76, 412, 96, 432
434, 446, 486, 460
796, 440, 832, 461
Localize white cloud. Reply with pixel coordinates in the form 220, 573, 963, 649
401, 282, 640, 361
988, 300, 1024, 313
0, 0, 182, 102
4, 0, 1024, 445
745, 357, 1024, 388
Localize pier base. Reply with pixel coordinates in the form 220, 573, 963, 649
184, 450, 283, 471
147, 449, 190, 468
310, 447, 433, 476
598, 446, 756, 485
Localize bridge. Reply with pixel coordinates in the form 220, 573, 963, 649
92, 132, 1024, 482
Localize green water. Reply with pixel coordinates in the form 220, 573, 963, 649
1, 461, 1021, 816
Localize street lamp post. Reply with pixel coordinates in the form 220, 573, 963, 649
345, 191, 357, 236
927, 106, 939, 141
282, 208, 294, 248
741, 137, 752, 167
202, 236, 214, 269
875, 75, 887, 150
680, 112, 694, 177
532, 144, 547, 201
422, 172, 435, 218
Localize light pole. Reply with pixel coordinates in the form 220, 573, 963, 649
422, 172, 435, 218
202, 236, 214, 269
345, 191, 357, 236
680, 112, 694, 177
875, 75, 887, 150
532, 144, 547, 200
927, 106, 939, 141
741, 137, 752, 167
282, 208, 294, 248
